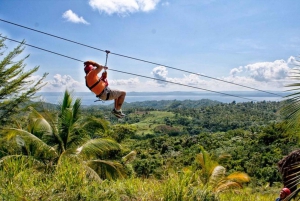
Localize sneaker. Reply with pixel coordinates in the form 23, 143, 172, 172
112, 109, 126, 118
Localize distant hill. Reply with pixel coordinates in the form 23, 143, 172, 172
34, 90, 287, 109
81, 99, 222, 110
121, 99, 221, 109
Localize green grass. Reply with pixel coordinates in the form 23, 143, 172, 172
0, 157, 279, 201
132, 111, 175, 135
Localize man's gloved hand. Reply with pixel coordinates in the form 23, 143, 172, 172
84, 60, 97, 66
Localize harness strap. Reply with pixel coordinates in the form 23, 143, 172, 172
96, 87, 110, 100
106, 92, 110, 100
86, 78, 101, 90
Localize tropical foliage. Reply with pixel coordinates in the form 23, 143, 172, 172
0, 37, 47, 125
278, 64, 300, 200
193, 146, 250, 193
1, 90, 127, 181
0, 38, 299, 200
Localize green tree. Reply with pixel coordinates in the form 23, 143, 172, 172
0, 38, 47, 125
109, 124, 137, 143
193, 146, 250, 193
1, 90, 126, 180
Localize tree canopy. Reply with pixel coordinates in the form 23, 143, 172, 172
0, 37, 47, 125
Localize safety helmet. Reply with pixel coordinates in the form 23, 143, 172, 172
84, 64, 94, 74
282, 188, 291, 195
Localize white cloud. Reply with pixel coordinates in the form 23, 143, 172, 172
146, 57, 295, 92
62, 10, 89, 24
168, 74, 206, 86
230, 66, 243, 77
88, 0, 160, 15
151, 66, 168, 85
40, 57, 296, 93
43, 74, 84, 92
287, 56, 300, 67
232, 58, 293, 82
109, 77, 140, 86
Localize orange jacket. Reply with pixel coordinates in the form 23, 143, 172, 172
85, 69, 107, 95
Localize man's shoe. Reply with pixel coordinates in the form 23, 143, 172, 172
112, 109, 126, 118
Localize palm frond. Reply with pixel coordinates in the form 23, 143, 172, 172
81, 116, 109, 134
57, 90, 85, 150
196, 146, 218, 185
27, 107, 52, 138
1, 128, 58, 160
2, 128, 40, 141
218, 154, 231, 164
72, 98, 81, 123
278, 150, 300, 192
59, 101, 73, 146
60, 107, 73, 138
68, 134, 89, 149
60, 90, 72, 113
84, 163, 102, 182
122, 150, 137, 164
281, 67, 300, 127
226, 172, 250, 183
76, 138, 121, 159
27, 106, 65, 152
215, 181, 242, 193
200, 146, 218, 171
281, 163, 300, 190
87, 159, 126, 180
209, 165, 226, 188
65, 119, 89, 149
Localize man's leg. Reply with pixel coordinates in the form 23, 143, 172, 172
115, 91, 126, 110
114, 99, 118, 110
109, 89, 126, 118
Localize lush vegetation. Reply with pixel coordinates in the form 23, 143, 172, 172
1, 38, 299, 200
2, 98, 296, 200
0, 38, 47, 125
0, 157, 278, 200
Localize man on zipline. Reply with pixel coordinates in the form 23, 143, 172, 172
84, 60, 126, 118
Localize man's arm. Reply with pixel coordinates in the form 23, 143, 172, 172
84, 60, 108, 74
93, 62, 106, 74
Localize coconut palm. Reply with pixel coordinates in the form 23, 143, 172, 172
277, 149, 300, 201
278, 150, 300, 189
281, 67, 300, 129
0, 90, 125, 180
278, 65, 300, 200
193, 146, 250, 193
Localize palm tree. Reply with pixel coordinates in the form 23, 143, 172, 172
0, 90, 126, 180
281, 68, 300, 129
193, 146, 250, 193
278, 65, 300, 200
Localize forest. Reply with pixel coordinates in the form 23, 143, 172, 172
83, 99, 297, 185
1, 38, 300, 201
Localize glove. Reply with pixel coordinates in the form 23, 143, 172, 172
84, 60, 96, 66
101, 71, 107, 79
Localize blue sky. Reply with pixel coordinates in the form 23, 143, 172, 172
1, 0, 300, 93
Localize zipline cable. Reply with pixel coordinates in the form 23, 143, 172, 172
0, 35, 262, 102
0, 18, 283, 98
